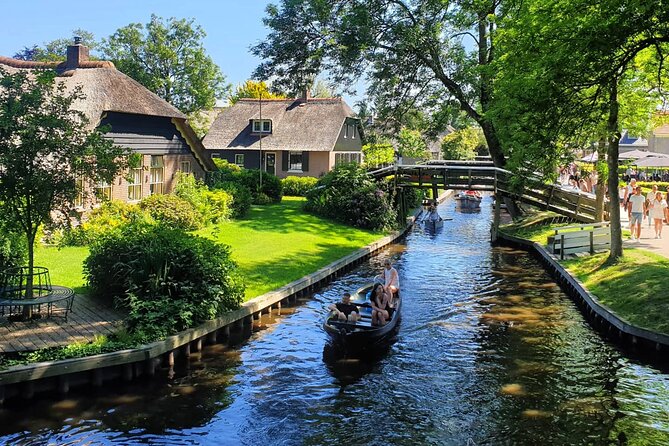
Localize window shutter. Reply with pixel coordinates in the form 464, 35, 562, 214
282, 151, 289, 171
302, 151, 309, 172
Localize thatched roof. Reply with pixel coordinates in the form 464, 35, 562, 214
203, 98, 357, 152
0, 56, 185, 127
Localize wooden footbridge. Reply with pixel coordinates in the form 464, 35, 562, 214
370, 160, 599, 223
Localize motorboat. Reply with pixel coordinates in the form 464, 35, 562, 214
455, 190, 482, 210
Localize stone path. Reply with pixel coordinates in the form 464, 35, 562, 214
619, 209, 669, 259
0, 293, 123, 353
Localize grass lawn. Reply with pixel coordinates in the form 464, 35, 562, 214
34, 245, 89, 294
197, 197, 383, 299
563, 249, 669, 335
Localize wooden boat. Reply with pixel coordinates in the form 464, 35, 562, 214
423, 216, 444, 230
323, 283, 401, 351
455, 190, 482, 210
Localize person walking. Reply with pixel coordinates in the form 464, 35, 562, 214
628, 186, 646, 241
622, 178, 637, 224
650, 191, 668, 239
646, 184, 658, 227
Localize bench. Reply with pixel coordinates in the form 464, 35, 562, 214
0, 286, 75, 321
547, 221, 611, 260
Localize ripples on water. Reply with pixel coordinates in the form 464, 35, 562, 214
1, 196, 668, 446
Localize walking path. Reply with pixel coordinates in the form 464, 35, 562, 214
620, 209, 669, 259
0, 294, 123, 353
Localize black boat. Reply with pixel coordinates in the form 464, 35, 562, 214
323, 283, 401, 351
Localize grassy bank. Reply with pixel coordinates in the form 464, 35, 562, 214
36, 197, 383, 300
563, 250, 669, 335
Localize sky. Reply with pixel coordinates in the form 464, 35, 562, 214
0, 0, 360, 105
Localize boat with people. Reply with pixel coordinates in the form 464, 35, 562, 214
323, 283, 401, 351
455, 190, 482, 210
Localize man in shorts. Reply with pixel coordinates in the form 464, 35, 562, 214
328, 292, 361, 322
628, 186, 646, 241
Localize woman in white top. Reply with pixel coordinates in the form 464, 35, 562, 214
650, 191, 668, 239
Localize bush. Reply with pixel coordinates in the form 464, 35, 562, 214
215, 181, 252, 218
282, 176, 319, 196
173, 173, 233, 223
140, 194, 204, 230
0, 231, 27, 271
305, 164, 396, 231
84, 223, 245, 339
207, 160, 283, 204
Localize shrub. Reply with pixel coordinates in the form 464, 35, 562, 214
173, 173, 234, 223
207, 160, 283, 204
0, 231, 27, 271
214, 181, 252, 218
140, 194, 204, 230
85, 223, 245, 339
282, 176, 319, 196
305, 163, 396, 231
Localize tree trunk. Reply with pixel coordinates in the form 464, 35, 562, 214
23, 230, 36, 318
594, 139, 607, 221
606, 80, 623, 261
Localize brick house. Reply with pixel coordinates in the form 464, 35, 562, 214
0, 40, 214, 210
202, 93, 364, 178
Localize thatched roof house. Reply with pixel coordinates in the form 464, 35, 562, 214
203, 93, 363, 178
0, 40, 214, 207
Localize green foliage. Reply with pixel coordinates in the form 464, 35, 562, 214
140, 193, 204, 230
102, 15, 229, 114
441, 128, 486, 160
13, 29, 97, 62
60, 201, 151, 246
305, 164, 396, 231
403, 188, 424, 212
214, 181, 252, 218
362, 140, 395, 168
281, 176, 319, 196
207, 160, 283, 204
85, 223, 245, 339
173, 173, 234, 223
228, 80, 286, 105
397, 128, 429, 160
0, 231, 27, 271
636, 182, 669, 192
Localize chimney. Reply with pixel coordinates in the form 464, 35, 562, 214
66, 37, 89, 69
301, 87, 311, 102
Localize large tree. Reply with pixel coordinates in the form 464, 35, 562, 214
228, 80, 286, 105
0, 68, 129, 297
102, 15, 228, 114
13, 29, 98, 62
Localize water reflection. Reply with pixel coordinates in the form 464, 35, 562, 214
1, 196, 668, 445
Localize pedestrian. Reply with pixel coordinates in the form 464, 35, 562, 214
622, 178, 637, 223
646, 184, 658, 227
628, 186, 646, 241
650, 191, 667, 239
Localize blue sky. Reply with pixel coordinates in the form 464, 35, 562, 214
0, 0, 362, 104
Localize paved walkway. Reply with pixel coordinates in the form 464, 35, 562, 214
619, 209, 669, 259
0, 293, 123, 353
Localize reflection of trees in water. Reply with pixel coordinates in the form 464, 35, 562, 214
471, 247, 624, 445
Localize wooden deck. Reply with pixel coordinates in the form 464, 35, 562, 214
0, 294, 123, 353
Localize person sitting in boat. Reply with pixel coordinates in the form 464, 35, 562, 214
328, 292, 361, 323
427, 205, 441, 222
370, 283, 391, 326
376, 259, 400, 296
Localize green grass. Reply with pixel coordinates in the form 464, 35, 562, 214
197, 197, 383, 298
563, 249, 669, 335
500, 211, 569, 244
34, 245, 89, 294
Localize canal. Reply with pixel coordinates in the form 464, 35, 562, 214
1, 196, 668, 445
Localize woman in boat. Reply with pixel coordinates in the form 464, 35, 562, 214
370, 283, 391, 326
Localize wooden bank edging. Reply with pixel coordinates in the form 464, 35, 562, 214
498, 231, 669, 353
0, 206, 427, 403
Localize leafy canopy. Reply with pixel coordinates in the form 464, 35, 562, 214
228, 80, 286, 105
13, 29, 98, 62
102, 15, 229, 114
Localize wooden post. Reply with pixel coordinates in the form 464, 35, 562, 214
590, 231, 594, 255
185, 343, 191, 358
195, 338, 203, 352
145, 358, 156, 377
492, 194, 501, 243
167, 350, 175, 367
277, 301, 282, 315
560, 234, 565, 260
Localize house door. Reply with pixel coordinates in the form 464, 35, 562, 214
265, 152, 276, 175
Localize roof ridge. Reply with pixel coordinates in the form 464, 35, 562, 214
237, 97, 343, 103
0, 56, 115, 71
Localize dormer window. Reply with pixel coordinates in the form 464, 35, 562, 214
252, 119, 272, 133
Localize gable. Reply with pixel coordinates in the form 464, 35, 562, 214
100, 112, 190, 154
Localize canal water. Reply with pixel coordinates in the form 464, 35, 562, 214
1, 196, 668, 445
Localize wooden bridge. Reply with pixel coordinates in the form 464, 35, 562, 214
370, 160, 599, 223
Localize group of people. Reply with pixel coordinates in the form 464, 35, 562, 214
622, 179, 669, 240
327, 259, 400, 326
559, 164, 598, 194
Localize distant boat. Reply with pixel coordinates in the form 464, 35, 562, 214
455, 190, 482, 210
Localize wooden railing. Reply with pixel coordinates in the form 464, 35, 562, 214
369, 163, 599, 223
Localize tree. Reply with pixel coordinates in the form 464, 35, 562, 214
441, 127, 486, 160
102, 15, 229, 114
13, 29, 97, 61
311, 79, 335, 98
397, 128, 428, 160
0, 68, 129, 298
228, 80, 286, 105
362, 140, 395, 168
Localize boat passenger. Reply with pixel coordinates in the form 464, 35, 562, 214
328, 292, 361, 323
377, 259, 400, 296
370, 283, 391, 326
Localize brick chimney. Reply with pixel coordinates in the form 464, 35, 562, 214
66, 37, 89, 69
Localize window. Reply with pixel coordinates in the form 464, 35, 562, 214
95, 180, 112, 201
335, 152, 362, 166
252, 119, 272, 133
180, 161, 191, 174
344, 125, 349, 139
235, 154, 245, 166
128, 168, 142, 201
351, 126, 356, 139
74, 176, 85, 208
150, 155, 164, 195
289, 151, 303, 171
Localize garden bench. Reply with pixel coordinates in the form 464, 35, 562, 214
547, 221, 611, 260
0, 286, 75, 321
